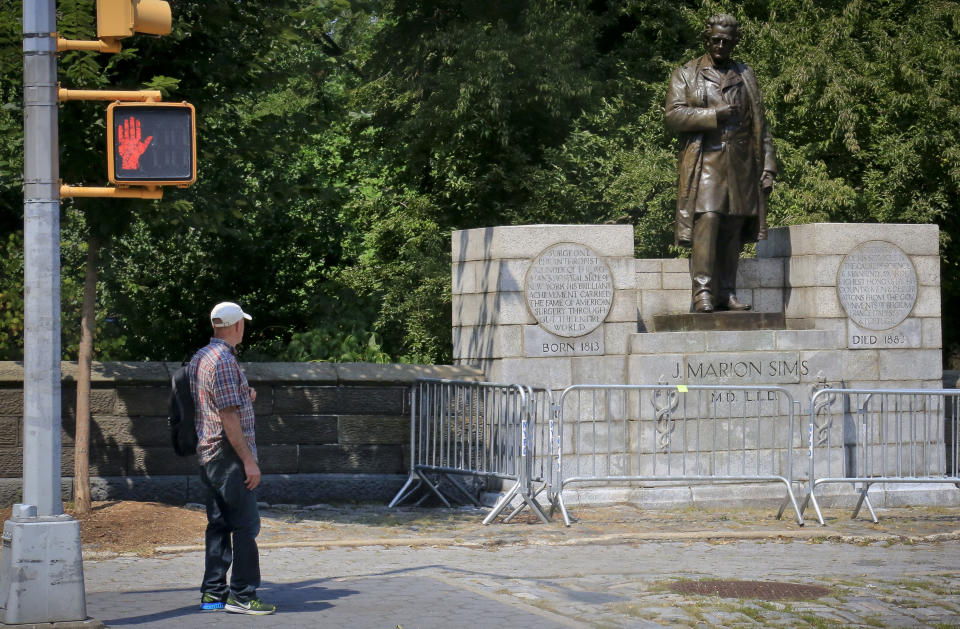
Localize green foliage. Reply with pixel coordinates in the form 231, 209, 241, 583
0, 231, 24, 359
0, 0, 23, 232
141, 75, 181, 97
59, 208, 129, 360
357, 1, 599, 224
341, 0, 699, 359
1, 0, 958, 364
61, 0, 380, 361
342, 196, 452, 363
275, 325, 392, 363
749, 0, 960, 228
747, 0, 960, 353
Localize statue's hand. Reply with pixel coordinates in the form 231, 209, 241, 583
715, 104, 736, 121
760, 170, 775, 192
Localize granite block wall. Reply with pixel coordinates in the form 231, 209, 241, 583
0, 361, 482, 506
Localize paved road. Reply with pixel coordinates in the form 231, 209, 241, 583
85, 535, 960, 627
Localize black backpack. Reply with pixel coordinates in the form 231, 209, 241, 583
168, 366, 198, 456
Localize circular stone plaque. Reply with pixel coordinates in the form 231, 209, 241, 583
525, 242, 614, 337
836, 240, 918, 330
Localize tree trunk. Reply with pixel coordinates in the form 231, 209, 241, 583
73, 233, 100, 514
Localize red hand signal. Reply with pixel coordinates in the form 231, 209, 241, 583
117, 116, 153, 170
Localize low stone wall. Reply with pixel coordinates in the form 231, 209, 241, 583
0, 361, 482, 506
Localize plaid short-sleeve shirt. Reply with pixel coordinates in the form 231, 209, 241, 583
187, 337, 257, 465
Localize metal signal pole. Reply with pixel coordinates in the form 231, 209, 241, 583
22, 0, 62, 521
0, 1, 89, 624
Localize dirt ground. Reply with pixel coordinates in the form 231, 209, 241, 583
0, 501, 207, 556
3, 500, 960, 559
0, 500, 498, 557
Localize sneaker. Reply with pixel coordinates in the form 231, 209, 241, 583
225, 596, 276, 616
199, 593, 225, 611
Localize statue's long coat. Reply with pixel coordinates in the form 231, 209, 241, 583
665, 54, 776, 246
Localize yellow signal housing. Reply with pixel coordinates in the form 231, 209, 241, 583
96, 0, 171, 39
59, 0, 172, 53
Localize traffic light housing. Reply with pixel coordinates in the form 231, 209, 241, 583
58, 0, 196, 200
96, 0, 171, 39
106, 102, 196, 187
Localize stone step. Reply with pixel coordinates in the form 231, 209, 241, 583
654, 311, 787, 332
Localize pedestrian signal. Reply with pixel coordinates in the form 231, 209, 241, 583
106, 102, 196, 186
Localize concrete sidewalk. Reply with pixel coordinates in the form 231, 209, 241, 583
78, 503, 960, 628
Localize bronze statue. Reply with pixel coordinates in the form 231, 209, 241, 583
665, 14, 776, 313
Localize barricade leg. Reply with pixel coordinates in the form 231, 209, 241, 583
483, 481, 521, 525
556, 490, 573, 527
851, 483, 878, 523
414, 468, 453, 507
411, 469, 483, 507
504, 500, 525, 523
776, 492, 792, 520
502, 484, 550, 524
441, 472, 482, 507
805, 484, 827, 526
524, 497, 550, 524
777, 482, 803, 526
388, 474, 422, 508
776, 483, 805, 526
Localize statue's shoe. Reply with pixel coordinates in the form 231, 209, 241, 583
693, 294, 714, 313
717, 295, 751, 311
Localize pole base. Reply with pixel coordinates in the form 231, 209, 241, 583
0, 618, 103, 628
0, 505, 88, 625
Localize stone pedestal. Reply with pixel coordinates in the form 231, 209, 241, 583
452, 222, 952, 508
453, 222, 942, 392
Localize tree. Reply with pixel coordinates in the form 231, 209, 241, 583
55, 0, 186, 511
746, 0, 960, 353
83, 1, 379, 362
2, 0, 959, 370
0, 1, 25, 361
344, 0, 960, 362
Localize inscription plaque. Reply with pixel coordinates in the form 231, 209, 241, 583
837, 241, 917, 331
847, 319, 921, 349
672, 353, 810, 385
524, 325, 604, 357
525, 243, 614, 337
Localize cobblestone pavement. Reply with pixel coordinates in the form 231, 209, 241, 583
82, 504, 960, 628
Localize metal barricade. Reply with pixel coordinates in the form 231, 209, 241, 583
388, 379, 550, 524
551, 384, 804, 526
804, 388, 960, 525
483, 386, 555, 525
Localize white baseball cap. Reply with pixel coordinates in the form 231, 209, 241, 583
210, 302, 252, 328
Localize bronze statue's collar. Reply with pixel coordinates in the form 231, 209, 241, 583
697, 53, 738, 71
697, 54, 743, 85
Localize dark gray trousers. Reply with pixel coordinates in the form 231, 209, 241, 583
200, 451, 261, 603
690, 212, 745, 307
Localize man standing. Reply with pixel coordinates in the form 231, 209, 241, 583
665, 13, 776, 313
188, 301, 275, 615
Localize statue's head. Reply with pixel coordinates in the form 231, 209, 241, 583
702, 14, 740, 65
